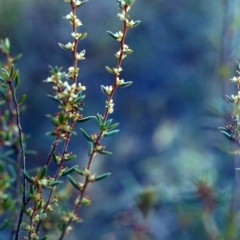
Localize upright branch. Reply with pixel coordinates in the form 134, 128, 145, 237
58, 0, 140, 239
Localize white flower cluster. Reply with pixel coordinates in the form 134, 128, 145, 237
105, 86, 113, 95
65, 12, 82, 27
113, 67, 123, 76
230, 76, 240, 84
106, 99, 114, 114
231, 91, 240, 104
115, 44, 132, 59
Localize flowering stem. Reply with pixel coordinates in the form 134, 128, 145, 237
58, 16, 129, 240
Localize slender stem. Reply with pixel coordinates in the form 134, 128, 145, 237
58, 12, 129, 240
7, 82, 26, 240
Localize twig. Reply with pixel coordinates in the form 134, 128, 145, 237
7, 81, 26, 240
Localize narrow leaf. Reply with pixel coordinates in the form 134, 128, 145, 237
74, 168, 85, 175
97, 150, 112, 155
65, 155, 77, 161
95, 172, 111, 182
67, 175, 80, 190
18, 94, 26, 105
106, 66, 114, 74
119, 81, 133, 88
107, 31, 118, 40
58, 43, 71, 51
132, 20, 141, 28
76, 116, 94, 123
14, 72, 19, 89
221, 131, 235, 142
104, 129, 119, 137
21, 170, 33, 183
62, 165, 78, 176
80, 128, 93, 142
39, 166, 47, 180
76, 0, 88, 7
49, 181, 62, 187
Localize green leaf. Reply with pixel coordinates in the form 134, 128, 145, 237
78, 32, 87, 40
65, 155, 77, 161
14, 71, 19, 89
39, 166, 47, 180
106, 66, 114, 74
221, 131, 235, 142
132, 20, 141, 28
0, 76, 6, 82
74, 94, 85, 103
21, 170, 33, 183
107, 123, 119, 131
76, 116, 94, 123
74, 168, 85, 175
62, 165, 78, 176
128, 0, 135, 6
119, 81, 133, 88
30, 185, 35, 195
12, 53, 22, 63
58, 43, 71, 51
95, 114, 103, 127
49, 181, 62, 187
48, 95, 63, 104
97, 150, 112, 155
101, 85, 108, 95
5, 38, 10, 50
46, 114, 60, 126
225, 95, 234, 103
10, 65, 14, 78
58, 113, 65, 124
95, 172, 111, 182
76, 0, 88, 7
18, 94, 26, 105
52, 153, 59, 164
237, 61, 240, 72
104, 129, 119, 137
106, 31, 118, 40
2, 68, 9, 79
80, 128, 93, 142
105, 119, 113, 128
88, 141, 93, 157
67, 175, 80, 190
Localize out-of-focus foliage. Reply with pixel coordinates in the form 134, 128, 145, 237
1, 0, 240, 239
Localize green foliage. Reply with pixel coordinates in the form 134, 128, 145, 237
0, 0, 140, 239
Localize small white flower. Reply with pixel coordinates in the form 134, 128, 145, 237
71, 32, 82, 40
116, 77, 124, 86
66, 42, 75, 51
113, 67, 123, 75
73, 0, 81, 7
106, 99, 114, 114
230, 76, 240, 83
115, 31, 123, 41
126, 19, 135, 28
76, 50, 85, 60
65, 12, 75, 20
117, 13, 126, 21
105, 86, 113, 95
75, 19, 82, 27
115, 51, 127, 59
77, 83, 86, 91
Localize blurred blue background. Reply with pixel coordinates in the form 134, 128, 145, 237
1, 0, 240, 239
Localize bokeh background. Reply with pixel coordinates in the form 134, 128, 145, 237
1, 0, 240, 239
